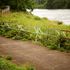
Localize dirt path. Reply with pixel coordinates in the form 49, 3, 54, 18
0, 36, 70, 70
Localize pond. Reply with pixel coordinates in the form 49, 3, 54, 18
32, 9, 70, 25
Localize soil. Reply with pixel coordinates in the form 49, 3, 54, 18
0, 36, 70, 70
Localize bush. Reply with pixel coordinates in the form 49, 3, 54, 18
5, 56, 12, 61
0, 22, 30, 40
34, 16, 41, 20
57, 21, 63, 25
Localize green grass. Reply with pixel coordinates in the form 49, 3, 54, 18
0, 12, 70, 51
0, 12, 70, 31
0, 57, 34, 70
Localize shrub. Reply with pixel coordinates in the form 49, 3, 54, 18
57, 21, 63, 25
0, 22, 30, 40
34, 16, 41, 20
5, 56, 12, 61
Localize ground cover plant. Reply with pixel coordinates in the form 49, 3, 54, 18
0, 12, 70, 52
0, 56, 34, 70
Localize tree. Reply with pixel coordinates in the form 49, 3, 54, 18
46, 0, 70, 9
35, 0, 47, 8
46, 0, 54, 9
0, 0, 35, 11
52, 0, 66, 9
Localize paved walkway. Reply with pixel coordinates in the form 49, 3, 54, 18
0, 36, 70, 70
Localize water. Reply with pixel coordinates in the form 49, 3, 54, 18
32, 9, 70, 25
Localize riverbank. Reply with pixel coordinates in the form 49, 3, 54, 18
0, 12, 70, 30
0, 12, 70, 51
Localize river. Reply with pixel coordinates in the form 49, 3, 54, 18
31, 9, 70, 25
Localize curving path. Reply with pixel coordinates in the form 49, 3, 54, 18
0, 36, 70, 70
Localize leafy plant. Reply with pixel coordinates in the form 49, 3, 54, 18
0, 58, 35, 70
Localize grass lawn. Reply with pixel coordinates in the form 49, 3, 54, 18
0, 12, 70, 31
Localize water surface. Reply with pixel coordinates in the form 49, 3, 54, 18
32, 9, 70, 25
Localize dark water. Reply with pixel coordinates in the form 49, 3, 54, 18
32, 9, 70, 25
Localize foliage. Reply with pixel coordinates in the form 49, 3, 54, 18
35, 0, 47, 8
35, 0, 70, 9
0, 12, 70, 51
0, 0, 35, 11
57, 21, 63, 25
34, 16, 41, 20
0, 58, 35, 70
46, 0, 70, 9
